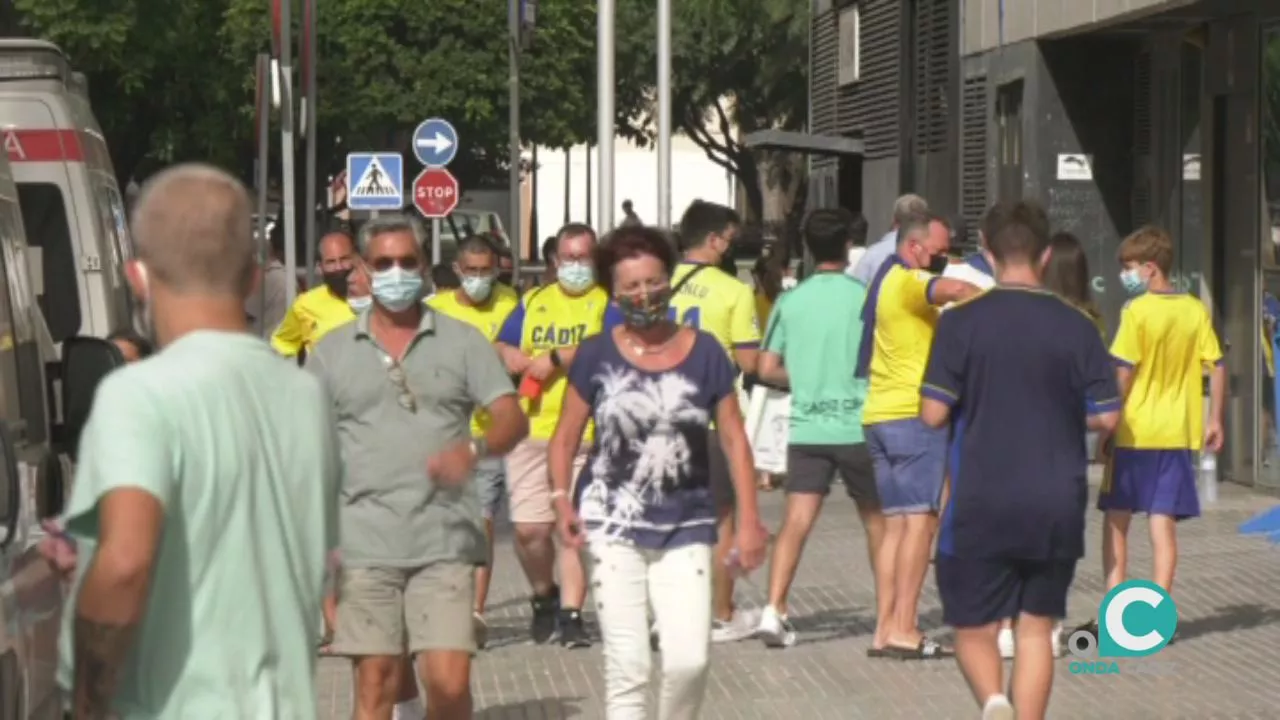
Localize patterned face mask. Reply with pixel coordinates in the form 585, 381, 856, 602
616, 287, 672, 329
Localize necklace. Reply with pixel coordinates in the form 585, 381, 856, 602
622, 328, 678, 356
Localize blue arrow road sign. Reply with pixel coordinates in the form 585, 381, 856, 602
346, 153, 404, 211
412, 118, 459, 167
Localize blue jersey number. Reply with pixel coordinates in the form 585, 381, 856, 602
667, 306, 701, 328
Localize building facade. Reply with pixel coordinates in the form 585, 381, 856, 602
812, 0, 1280, 489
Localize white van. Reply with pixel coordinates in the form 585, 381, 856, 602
0, 139, 68, 719
0, 39, 133, 344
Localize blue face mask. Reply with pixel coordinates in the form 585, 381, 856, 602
1119, 268, 1147, 296
557, 262, 595, 293
348, 295, 373, 313
371, 267, 424, 311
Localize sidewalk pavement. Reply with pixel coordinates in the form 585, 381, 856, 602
316, 470, 1280, 718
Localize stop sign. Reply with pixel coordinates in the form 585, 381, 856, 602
412, 168, 460, 218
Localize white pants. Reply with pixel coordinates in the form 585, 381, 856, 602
589, 541, 713, 720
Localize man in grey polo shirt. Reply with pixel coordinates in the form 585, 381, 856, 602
308, 214, 528, 720
849, 194, 929, 284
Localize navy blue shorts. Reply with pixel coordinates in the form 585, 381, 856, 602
1098, 448, 1199, 519
935, 555, 1077, 628
865, 418, 947, 515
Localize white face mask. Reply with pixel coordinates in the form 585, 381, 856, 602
348, 295, 373, 312
780, 276, 798, 291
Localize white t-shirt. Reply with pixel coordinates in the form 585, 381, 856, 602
846, 246, 868, 275
940, 261, 995, 310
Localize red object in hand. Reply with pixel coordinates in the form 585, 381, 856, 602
520, 374, 543, 399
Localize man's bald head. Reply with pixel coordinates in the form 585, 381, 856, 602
131, 163, 255, 297
319, 231, 357, 274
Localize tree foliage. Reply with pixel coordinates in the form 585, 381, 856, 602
11, 0, 807, 223
625, 0, 810, 223
14, 0, 651, 188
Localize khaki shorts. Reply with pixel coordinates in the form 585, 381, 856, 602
332, 563, 475, 656
505, 438, 588, 524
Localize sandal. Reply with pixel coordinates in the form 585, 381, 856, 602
876, 637, 953, 660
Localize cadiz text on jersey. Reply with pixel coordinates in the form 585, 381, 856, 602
530, 323, 588, 347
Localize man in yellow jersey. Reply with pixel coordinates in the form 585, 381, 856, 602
669, 200, 764, 644
271, 229, 359, 357
855, 210, 980, 660
426, 234, 520, 648
494, 222, 604, 648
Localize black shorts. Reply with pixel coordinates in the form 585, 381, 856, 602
786, 444, 878, 505
935, 555, 1077, 628
708, 429, 734, 511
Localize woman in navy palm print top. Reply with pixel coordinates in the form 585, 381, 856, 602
546, 226, 767, 719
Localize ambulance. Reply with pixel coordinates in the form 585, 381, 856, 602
0, 133, 71, 718
0, 38, 133, 345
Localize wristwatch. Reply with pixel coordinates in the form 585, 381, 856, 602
470, 438, 489, 459
549, 348, 563, 368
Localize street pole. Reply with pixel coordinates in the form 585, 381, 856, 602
508, 0, 522, 287
303, 0, 318, 287
597, 0, 615, 231
432, 218, 441, 265
563, 148, 570, 226
255, 53, 270, 330
279, 0, 298, 305
656, 0, 671, 228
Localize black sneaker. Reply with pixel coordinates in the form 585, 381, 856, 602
530, 587, 560, 644
559, 608, 592, 649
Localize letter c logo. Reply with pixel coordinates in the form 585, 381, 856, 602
1097, 580, 1178, 658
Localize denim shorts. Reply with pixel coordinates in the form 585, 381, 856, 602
864, 417, 947, 515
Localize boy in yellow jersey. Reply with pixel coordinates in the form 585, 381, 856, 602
666, 200, 765, 643
855, 211, 980, 659
1094, 226, 1225, 608
271, 230, 358, 357
426, 235, 519, 646
494, 223, 605, 648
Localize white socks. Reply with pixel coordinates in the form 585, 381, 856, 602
391, 698, 425, 720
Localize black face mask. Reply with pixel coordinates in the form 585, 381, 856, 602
497, 272, 514, 287
323, 270, 350, 298
926, 254, 949, 275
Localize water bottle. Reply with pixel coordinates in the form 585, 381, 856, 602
1199, 451, 1219, 505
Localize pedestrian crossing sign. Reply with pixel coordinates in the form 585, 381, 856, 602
346, 152, 404, 211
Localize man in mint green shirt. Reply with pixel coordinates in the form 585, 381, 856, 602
54, 165, 338, 718
752, 208, 888, 648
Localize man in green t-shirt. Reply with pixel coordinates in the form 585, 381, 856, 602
753, 208, 887, 648
54, 165, 340, 718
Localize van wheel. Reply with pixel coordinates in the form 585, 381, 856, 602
0, 650, 23, 720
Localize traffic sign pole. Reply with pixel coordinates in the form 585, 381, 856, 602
432, 218, 442, 265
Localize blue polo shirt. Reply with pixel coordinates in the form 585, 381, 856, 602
921, 286, 1120, 560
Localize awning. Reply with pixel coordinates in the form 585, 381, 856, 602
741, 129, 864, 157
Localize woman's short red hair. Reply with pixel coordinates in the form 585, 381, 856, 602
594, 225, 678, 295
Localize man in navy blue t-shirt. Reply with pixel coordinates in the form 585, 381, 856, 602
919, 201, 1120, 720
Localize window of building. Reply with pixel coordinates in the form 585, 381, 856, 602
838, 5, 861, 86
995, 79, 1024, 202
16, 183, 81, 342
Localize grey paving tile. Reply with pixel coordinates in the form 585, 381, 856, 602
317, 470, 1280, 718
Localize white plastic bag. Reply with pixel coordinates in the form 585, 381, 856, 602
744, 384, 790, 474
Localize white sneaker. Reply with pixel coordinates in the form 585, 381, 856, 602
982, 694, 1014, 720
997, 627, 1015, 659
711, 607, 762, 643
757, 605, 798, 648
1052, 622, 1064, 658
